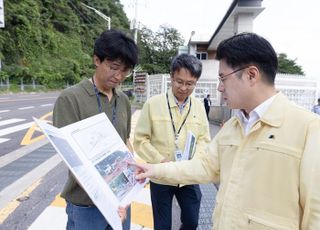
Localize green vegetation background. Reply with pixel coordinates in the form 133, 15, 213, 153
0, 0, 131, 88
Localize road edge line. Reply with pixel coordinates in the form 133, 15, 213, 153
0, 154, 62, 210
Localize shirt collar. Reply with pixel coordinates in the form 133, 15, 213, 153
167, 88, 189, 108
236, 94, 277, 125
82, 78, 119, 97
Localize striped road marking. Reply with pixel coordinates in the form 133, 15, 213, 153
18, 106, 35, 110
0, 138, 9, 144
0, 118, 25, 127
0, 122, 34, 137
40, 104, 53, 107
0, 110, 10, 113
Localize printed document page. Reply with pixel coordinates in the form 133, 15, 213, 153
34, 113, 147, 230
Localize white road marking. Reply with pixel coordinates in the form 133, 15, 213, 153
0, 118, 26, 127
40, 104, 53, 107
0, 97, 9, 100
18, 106, 35, 110
0, 121, 34, 137
0, 110, 10, 113
0, 138, 9, 144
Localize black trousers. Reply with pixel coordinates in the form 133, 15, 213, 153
150, 181, 202, 230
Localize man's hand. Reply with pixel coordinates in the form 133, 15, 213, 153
129, 162, 155, 183
160, 158, 170, 163
118, 205, 129, 222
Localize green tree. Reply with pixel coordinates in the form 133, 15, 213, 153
278, 53, 304, 75
0, 0, 131, 88
138, 24, 184, 74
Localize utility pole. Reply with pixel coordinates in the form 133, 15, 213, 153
81, 3, 111, 30
133, 0, 138, 43
0, 0, 4, 28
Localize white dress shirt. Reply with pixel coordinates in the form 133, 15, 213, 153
236, 94, 277, 135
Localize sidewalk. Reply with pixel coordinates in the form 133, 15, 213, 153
6, 110, 221, 230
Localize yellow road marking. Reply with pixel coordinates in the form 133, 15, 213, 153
21, 112, 53, 146
0, 179, 42, 223
49, 194, 154, 228
51, 195, 66, 208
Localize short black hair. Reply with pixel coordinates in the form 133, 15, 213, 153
216, 32, 278, 85
170, 54, 202, 79
94, 29, 138, 69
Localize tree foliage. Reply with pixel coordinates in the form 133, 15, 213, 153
0, 1, 185, 88
138, 24, 184, 74
0, 0, 130, 88
278, 53, 304, 75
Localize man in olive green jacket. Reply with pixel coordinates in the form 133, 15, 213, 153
133, 33, 320, 229
53, 30, 137, 230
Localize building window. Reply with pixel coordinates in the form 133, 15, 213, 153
196, 52, 208, 60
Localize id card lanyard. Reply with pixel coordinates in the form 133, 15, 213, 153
92, 77, 117, 125
166, 92, 191, 160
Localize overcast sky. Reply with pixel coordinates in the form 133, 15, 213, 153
120, 0, 320, 78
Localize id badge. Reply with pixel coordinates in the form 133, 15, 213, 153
174, 149, 183, 161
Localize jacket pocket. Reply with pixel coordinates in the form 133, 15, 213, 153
247, 214, 291, 230
256, 142, 301, 159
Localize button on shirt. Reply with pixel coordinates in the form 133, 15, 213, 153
235, 94, 277, 135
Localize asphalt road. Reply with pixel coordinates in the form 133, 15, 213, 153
0, 92, 59, 156
0, 162, 67, 230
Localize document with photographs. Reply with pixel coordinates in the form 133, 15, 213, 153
34, 113, 148, 230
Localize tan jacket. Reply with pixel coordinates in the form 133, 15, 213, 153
134, 89, 210, 185
154, 93, 320, 229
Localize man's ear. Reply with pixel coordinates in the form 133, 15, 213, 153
93, 55, 101, 67
247, 66, 259, 86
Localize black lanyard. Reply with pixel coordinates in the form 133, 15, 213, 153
92, 77, 117, 125
166, 92, 191, 140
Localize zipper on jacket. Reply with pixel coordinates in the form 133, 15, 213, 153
247, 214, 291, 230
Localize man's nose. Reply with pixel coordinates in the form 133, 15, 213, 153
113, 71, 125, 80
217, 82, 224, 92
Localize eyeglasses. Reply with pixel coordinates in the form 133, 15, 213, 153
105, 60, 133, 78
218, 66, 249, 83
173, 79, 197, 89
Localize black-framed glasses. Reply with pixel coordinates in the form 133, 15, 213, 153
218, 66, 249, 83
173, 79, 197, 89
104, 60, 133, 78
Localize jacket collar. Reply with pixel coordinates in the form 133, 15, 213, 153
233, 92, 287, 128
259, 92, 287, 127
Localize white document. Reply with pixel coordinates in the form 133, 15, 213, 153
34, 113, 147, 230
182, 131, 196, 161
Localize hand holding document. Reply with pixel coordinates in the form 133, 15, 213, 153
34, 113, 148, 230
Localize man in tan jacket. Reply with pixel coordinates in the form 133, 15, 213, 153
133, 33, 320, 229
